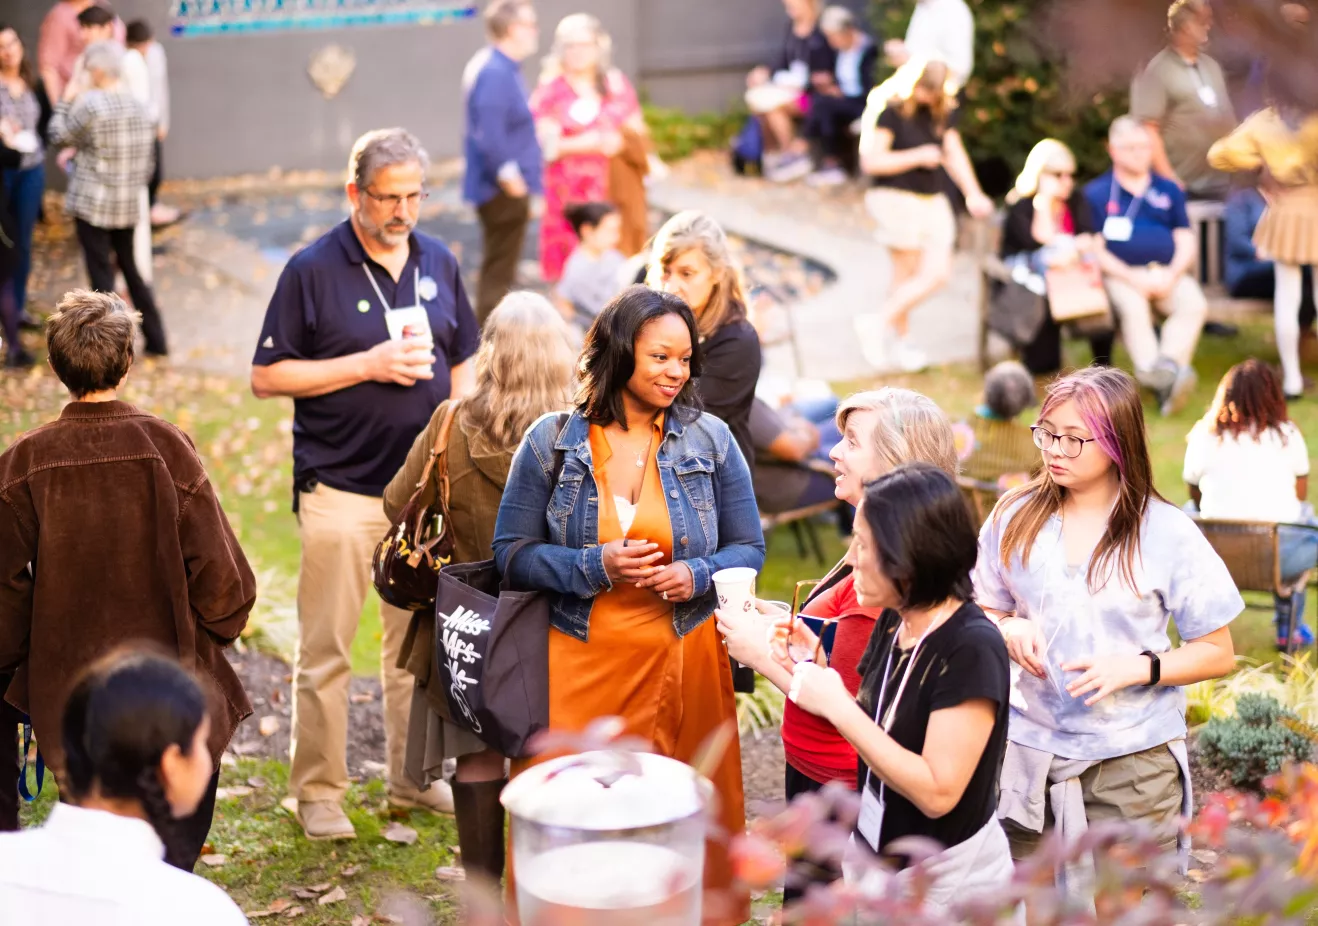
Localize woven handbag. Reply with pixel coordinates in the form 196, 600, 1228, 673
371, 401, 459, 611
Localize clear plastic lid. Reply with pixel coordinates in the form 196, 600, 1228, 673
501, 751, 707, 831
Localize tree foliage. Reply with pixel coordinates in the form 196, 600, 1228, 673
870, 0, 1129, 190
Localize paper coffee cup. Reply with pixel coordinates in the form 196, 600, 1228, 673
713, 567, 757, 615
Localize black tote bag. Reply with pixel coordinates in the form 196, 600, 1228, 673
434, 539, 550, 758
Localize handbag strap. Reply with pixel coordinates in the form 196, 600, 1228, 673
409, 401, 459, 544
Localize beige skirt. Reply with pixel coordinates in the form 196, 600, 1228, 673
1255, 185, 1318, 266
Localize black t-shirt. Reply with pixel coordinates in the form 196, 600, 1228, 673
696, 316, 762, 467
771, 23, 836, 92
854, 602, 1010, 861
871, 104, 961, 196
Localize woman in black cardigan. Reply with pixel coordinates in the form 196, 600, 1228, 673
1000, 139, 1114, 375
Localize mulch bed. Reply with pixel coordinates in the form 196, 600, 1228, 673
226, 649, 789, 811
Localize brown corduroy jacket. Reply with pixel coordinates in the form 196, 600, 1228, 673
0, 400, 256, 776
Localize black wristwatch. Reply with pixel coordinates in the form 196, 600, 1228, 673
1141, 650, 1161, 686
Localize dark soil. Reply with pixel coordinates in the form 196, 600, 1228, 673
227, 649, 790, 812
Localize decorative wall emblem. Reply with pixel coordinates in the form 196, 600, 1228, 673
308, 45, 356, 100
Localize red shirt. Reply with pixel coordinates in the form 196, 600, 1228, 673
780, 573, 883, 785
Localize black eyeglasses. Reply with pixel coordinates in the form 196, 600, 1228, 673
363, 189, 430, 210
1031, 426, 1097, 458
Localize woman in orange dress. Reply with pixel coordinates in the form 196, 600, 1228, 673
494, 285, 766, 925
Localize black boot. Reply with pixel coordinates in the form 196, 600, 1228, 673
452, 778, 507, 884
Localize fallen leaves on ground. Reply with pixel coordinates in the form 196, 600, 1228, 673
216, 785, 254, 801
245, 898, 294, 919
318, 886, 348, 905
200, 853, 228, 867
382, 822, 418, 845
434, 865, 465, 881
258, 715, 280, 736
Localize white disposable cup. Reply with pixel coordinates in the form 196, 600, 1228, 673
712, 567, 757, 616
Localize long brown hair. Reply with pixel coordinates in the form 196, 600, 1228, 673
995, 367, 1162, 593
458, 292, 576, 457
895, 59, 957, 131
646, 210, 748, 339
0, 24, 36, 90
1201, 359, 1292, 443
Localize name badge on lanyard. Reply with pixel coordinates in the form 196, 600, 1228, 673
856, 629, 931, 853
364, 265, 435, 344
1103, 216, 1134, 242
1197, 85, 1218, 108
1103, 173, 1142, 243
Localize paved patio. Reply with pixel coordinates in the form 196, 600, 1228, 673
22, 153, 984, 385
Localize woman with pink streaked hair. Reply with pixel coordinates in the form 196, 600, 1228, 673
972, 366, 1241, 899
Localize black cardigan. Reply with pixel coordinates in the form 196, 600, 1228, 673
697, 316, 762, 467
1000, 191, 1096, 259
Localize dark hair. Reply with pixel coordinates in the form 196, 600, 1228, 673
46, 289, 137, 397
77, 6, 115, 28
860, 463, 978, 610
0, 23, 37, 90
1206, 358, 1292, 442
565, 201, 617, 240
576, 285, 704, 428
62, 650, 209, 868
125, 18, 153, 44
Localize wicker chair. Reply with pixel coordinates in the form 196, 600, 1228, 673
957, 476, 1005, 528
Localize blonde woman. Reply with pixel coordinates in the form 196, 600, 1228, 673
531, 14, 643, 282
855, 58, 993, 373
1001, 138, 1114, 375
383, 292, 575, 885
647, 210, 762, 465
718, 388, 958, 907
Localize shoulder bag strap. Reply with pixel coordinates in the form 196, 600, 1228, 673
405, 401, 460, 563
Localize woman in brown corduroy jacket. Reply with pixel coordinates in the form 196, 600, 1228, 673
0, 290, 255, 870
384, 291, 575, 884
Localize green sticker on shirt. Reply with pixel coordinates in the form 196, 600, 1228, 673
357, 299, 371, 313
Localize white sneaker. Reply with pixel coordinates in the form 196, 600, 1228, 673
767, 154, 813, 183
893, 340, 930, 373
854, 314, 893, 369
805, 167, 848, 188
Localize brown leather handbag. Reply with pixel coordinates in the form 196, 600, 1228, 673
371, 401, 459, 611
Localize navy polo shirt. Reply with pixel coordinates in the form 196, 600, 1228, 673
1084, 170, 1189, 268
252, 220, 479, 500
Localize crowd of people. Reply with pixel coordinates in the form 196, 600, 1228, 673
0, 0, 1314, 922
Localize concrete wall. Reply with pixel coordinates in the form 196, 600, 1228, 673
6, 0, 871, 178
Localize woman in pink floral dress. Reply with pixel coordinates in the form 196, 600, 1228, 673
531, 14, 644, 283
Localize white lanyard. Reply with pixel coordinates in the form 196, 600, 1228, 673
1105, 173, 1145, 223
362, 264, 420, 313
861, 617, 940, 799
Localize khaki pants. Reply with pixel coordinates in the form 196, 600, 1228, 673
1104, 273, 1207, 372
1002, 743, 1184, 860
289, 483, 415, 804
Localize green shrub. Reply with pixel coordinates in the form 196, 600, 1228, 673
870, 0, 1128, 187
643, 103, 745, 163
1197, 693, 1314, 791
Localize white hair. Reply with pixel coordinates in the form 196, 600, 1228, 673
347, 127, 430, 189
83, 41, 123, 80
1109, 115, 1149, 143
820, 5, 857, 34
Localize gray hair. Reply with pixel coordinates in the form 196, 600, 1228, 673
485, 0, 532, 39
983, 361, 1037, 420
347, 128, 430, 189
1109, 114, 1149, 143
82, 40, 123, 80
820, 5, 857, 34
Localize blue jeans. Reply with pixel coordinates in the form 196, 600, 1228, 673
3, 164, 44, 315
786, 396, 842, 465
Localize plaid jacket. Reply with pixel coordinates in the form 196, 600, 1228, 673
48, 90, 154, 230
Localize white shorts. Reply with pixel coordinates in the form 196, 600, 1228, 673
865, 187, 956, 253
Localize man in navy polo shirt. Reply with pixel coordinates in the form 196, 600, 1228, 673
251, 128, 478, 841
463, 0, 542, 324
1086, 115, 1208, 415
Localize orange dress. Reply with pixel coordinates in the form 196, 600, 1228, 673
506, 421, 748, 926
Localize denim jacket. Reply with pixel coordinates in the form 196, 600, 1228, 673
492, 408, 766, 641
